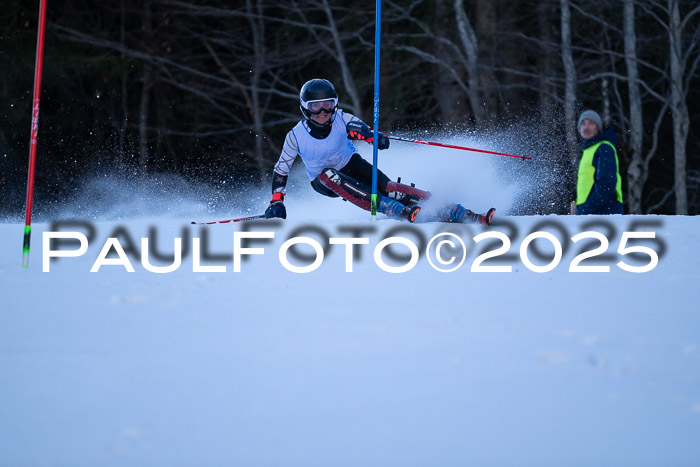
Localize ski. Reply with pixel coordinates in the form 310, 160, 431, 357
191, 214, 267, 225
451, 206, 495, 225
416, 205, 496, 225
480, 208, 496, 225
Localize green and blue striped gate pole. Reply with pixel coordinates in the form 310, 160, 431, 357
370, 0, 382, 218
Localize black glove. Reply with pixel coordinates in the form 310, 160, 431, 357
377, 133, 390, 150
347, 121, 373, 140
347, 121, 390, 150
265, 192, 286, 219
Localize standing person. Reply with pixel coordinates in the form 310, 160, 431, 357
572, 110, 624, 215
264, 78, 494, 224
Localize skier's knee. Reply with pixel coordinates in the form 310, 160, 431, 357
320, 168, 342, 186
311, 174, 340, 198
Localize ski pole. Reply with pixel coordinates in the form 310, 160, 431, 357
191, 214, 267, 225
386, 135, 532, 160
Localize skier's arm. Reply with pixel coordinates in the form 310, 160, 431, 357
272, 130, 299, 192
577, 144, 618, 214
341, 111, 361, 126
266, 131, 299, 219
271, 171, 288, 194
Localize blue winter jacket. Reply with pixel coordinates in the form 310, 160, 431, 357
576, 126, 624, 215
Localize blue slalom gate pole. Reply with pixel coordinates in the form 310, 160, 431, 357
370, 0, 381, 218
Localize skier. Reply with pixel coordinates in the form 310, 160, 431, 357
264, 78, 494, 224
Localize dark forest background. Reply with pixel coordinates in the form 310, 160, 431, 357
1, 0, 698, 217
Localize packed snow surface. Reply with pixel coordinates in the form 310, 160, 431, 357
2, 211, 699, 466
2, 141, 699, 466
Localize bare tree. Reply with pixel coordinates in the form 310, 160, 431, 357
320, 0, 363, 117
624, 0, 645, 214
635, 0, 700, 214
666, 0, 694, 214
434, 0, 465, 123
474, 0, 499, 125
138, 1, 153, 176
283, 0, 365, 116
453, 0, 485, 126
536, 2, 557, 126
117, 0, 129, 172
560, 0, 578, 169
246, 0, 268, 176
4, 0, 697, 217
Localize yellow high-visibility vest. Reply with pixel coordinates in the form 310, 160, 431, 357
576, 141, 623, 205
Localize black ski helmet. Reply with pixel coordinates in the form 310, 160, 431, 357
299, 79, 339, 122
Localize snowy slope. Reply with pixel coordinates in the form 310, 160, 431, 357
2, 137, 699, 466
1, 211, 699, 467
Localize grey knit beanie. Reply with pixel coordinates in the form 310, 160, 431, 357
577, 110, 602, 131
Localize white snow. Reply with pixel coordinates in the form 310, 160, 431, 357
1, 141, 699, 466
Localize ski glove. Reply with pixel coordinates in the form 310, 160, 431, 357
265, 192, 286, 219
346, 121, 390, 150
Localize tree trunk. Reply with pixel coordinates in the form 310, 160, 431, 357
560, 0, 578, 170
435, 0, 463, 123
453, 0, 484, 126
601, 77, 610, 125
247, 0, 267, 178
475, 0, 499, 126
138, 65, 152, 176
117, 0, 128, 173
668, 0, 688, 214
624, 0, 644, 214
537, 3, 555, 126
138, 2, 153, 176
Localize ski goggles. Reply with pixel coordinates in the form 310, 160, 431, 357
305, 98, 337, 114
